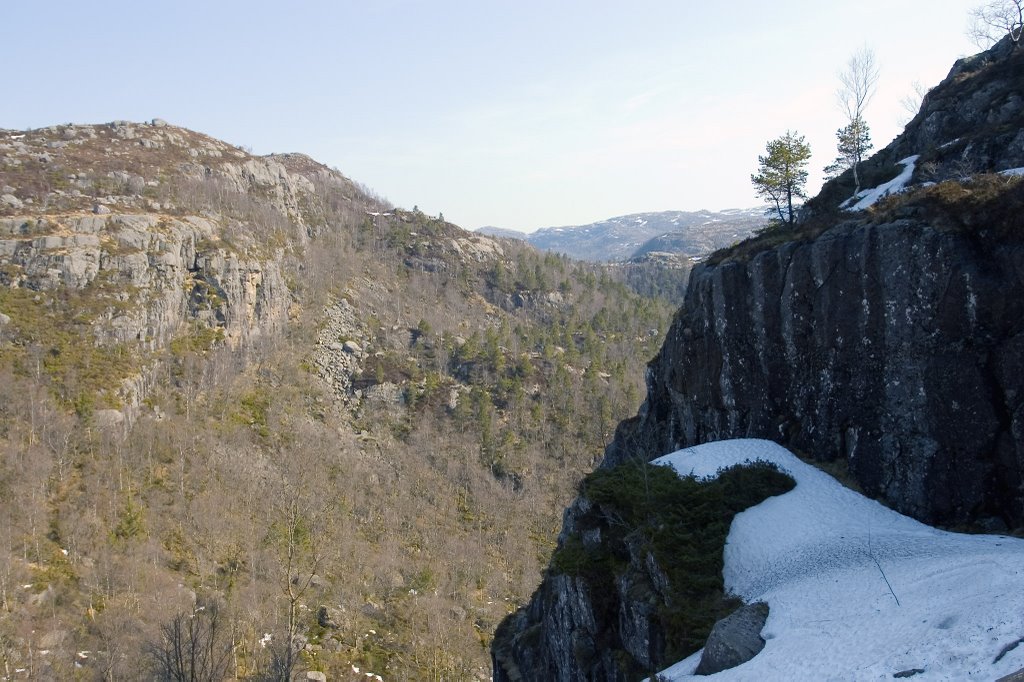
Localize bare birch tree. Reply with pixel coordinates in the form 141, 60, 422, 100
968, 0, 1024, 48
899, 80, 929, 126
831, 47, 880, 194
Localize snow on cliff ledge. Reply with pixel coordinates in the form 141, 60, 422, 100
842, 155, 920, 211
650, 439, 1024, 681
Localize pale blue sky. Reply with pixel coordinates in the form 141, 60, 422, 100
5, 1, 979, 231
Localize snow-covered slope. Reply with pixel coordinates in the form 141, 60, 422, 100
841, 155, 920, 211
524, 208, 764, 262
651, 440, 1024, 681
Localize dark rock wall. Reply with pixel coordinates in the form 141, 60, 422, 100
609, 218, 1024, 527
494, 215, 1024, 682
892, 35, 1024, 177
491, 496, 671, 682
492, 39, 1024, 682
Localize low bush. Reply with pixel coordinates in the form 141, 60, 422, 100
551, 459, 795, 667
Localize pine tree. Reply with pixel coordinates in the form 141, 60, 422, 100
751, 131, 812, 226
824, 116, 873, 191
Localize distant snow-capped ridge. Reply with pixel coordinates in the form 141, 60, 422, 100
493, 208, 764, 262
475, 226, 527, 240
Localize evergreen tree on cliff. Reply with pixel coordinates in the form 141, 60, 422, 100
825, 118, 873, 190
751, 131, 811, 226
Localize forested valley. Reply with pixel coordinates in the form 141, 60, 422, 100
0, 122, 688, 680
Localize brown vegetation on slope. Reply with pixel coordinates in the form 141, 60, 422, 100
0, 121, 683, 679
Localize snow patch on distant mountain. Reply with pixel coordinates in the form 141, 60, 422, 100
522, 208, 765, 262
475, 226, 527, 240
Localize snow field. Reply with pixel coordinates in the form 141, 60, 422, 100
649, 439, 1024, 681
842, 155, 920, 211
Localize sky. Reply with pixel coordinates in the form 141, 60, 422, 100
4, 1, 982, 232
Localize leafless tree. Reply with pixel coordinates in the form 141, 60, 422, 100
258, 492, 330, 681
899, 80, 930, 125
837, 47, 880, 124
147, 601, 233, 682
833, 47, 880, 193
968, 0, 1024, 48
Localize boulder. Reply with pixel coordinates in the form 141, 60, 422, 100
94, 409, 125, 429
316, 605, 339, 629
694, 602, 769, 675
365, 382, 403, 405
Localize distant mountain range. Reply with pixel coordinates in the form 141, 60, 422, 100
477, 208, 765, 262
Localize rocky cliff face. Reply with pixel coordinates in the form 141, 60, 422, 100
0, 120, 379, 414
609, 214, 1024, 527
492, 495, 670, 682
493, 38, 1024, 682
605, 36, 1024, 528
0, 213, 289, 350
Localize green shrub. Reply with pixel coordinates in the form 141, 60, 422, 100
169, 324, 225, 356
0, 285, 139, 410
551, 459, 795, 666
235, 387, 271, 438
112, 497, 146, 541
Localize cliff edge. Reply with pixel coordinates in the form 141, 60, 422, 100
606, 35, 1024, 528
493, 37, 1024, 682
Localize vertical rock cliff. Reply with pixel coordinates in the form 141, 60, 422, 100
604, 35, 1024, 528
608, 215, 1024, 527
0, 120, 379, 415
494, 37, 1024, 682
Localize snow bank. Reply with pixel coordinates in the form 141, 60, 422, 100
649, 439, 1024, 681
842, 155, 920, 211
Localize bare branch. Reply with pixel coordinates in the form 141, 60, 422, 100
898, 80, 930, 125
832, 47, 879, 194
836, 46, 880, 122
968, 0, 1024, 49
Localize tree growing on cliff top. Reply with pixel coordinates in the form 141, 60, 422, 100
825, 119, 873, 192
968, 0, 1024, 48
751, 131, 811, 227
827, 47, 879, 194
